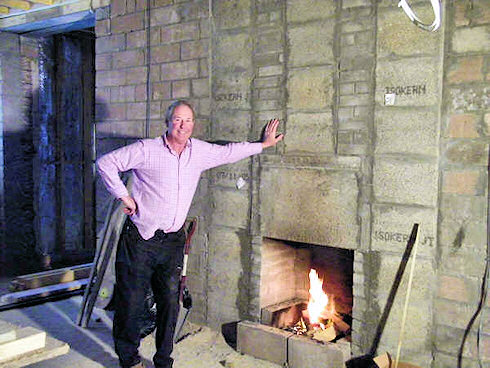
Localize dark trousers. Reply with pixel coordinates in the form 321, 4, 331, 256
113, 219, 185, 368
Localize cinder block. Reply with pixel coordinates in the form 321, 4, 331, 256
288, 334, 344, 368
0, 327, 46, 363
237, 321, 291, 366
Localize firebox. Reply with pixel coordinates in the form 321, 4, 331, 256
260, 237, 353, 338
237, 238, 354, 368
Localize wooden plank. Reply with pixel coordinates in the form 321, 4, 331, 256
28, 0, 54, 4
0, 279, 88, 306
0, 335, 69, 368
0, 6, 9, 13
0, 327, 46, 363
0, 0, 31, 10
10, 263, 92, 291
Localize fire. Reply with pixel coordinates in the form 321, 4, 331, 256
307, 269, 329, 329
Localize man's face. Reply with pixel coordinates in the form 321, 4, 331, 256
167, 104, 195, 144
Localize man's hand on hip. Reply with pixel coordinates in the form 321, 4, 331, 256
120, 195, 137, 216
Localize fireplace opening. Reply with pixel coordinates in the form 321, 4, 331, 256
260, 238, 354, 343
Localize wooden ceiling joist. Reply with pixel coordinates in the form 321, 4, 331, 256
29, 0, 54, 5
0, 6, 9, 13
0, 0, 31, 10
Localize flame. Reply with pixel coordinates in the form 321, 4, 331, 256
307, 269, 329, 329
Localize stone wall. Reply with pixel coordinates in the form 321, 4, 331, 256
92, 0, 490, 366
435, 1, 490, 367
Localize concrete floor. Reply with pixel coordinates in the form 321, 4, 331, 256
0, 296, 281, 368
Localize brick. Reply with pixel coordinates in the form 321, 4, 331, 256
443, 170, 481, 195
452, 27, 490, 53
125, 66, 147, 84
113, 49, 145, 68
199, 58, 208, 77
135, 83, 147, 101
288, 335, 346, 368
258, 65, 282, 77
127, 0, 135, 13
151, 44, 180, 64
96, 34, 125, 54
437, 275, 470, 303
256, 29, 282, 54
339, 93, 370, 106
150, 5, 179, 26
111, 0, 126, 16
96, 70, 126, 87
95, 53, 112, 70
171, 80, 190, 98
161, 60, 199, 80
448, 114, 479, 138
111, 12, 144, 34
445, 141, 488, 165
181, 39, 208, 60
152, 81, 171, 100
96, 103, 126, 120
179, 0, 208, 21
214, 0, 251, 30
287, 0, 336, 23
454, 1, 470, 27
95, 87, 111, 102
448, 56, 484, 84
210, 188, 250, 228
161, 22, 199, 43
343, 0, 370, 8
111, 85, 135, 102
126, 30, 146, 49
237, 321, 290, 366
95, 18, 110, 36
96, 120, 145, 138
126, 102, 147, 119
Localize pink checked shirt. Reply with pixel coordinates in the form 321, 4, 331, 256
97, 135, 262, 240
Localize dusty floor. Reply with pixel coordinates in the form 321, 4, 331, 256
0, 296, 281, 368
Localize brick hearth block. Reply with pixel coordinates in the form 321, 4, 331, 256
237, 321, 292, 365
288, 335, 345, 368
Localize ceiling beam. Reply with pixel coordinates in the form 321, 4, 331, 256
0, 0, 31, 10
29, 0, 55, 4
0, 6, 9, 13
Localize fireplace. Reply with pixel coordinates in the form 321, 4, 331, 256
237, 238, 354, 368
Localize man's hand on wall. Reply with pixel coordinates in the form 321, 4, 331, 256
120, 195, 137, 216
262, 119, 284, 149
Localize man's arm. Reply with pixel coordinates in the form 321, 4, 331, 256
96, 141, 145, 215
199, 119, 284, 170
262, 119, 284, 148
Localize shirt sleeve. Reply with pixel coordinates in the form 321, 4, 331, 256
199, 141, 263, 170
96, 140, 146, 199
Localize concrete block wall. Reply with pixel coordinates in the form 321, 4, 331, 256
435, 1, 490, 367
90, 0, 490, 366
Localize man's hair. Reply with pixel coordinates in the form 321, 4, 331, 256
164, 100, 195, 126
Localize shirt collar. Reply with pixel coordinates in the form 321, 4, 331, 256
162, 134, 192, 154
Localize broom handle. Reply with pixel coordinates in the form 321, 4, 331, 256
369, 223, 419, 356
394, 225, 420, 368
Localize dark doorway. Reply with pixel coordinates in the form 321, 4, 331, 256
35, 29, 96, 270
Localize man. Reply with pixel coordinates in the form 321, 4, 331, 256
97, 100, 283, 368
